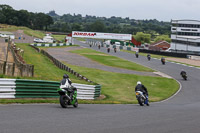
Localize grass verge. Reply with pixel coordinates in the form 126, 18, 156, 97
62, 62, 179, 103
71, 48, 154, 72
52, 35, 66, 42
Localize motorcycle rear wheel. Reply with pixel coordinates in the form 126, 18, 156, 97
183, 75, 187, 80
138, 97, 144, 106
73, 99, 78, 108
60, 95, 68, 108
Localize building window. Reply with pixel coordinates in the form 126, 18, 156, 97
177, 32, 200, 36
173, 23, 200, 28
181, 29, 191, 31
172, 39, 199, 46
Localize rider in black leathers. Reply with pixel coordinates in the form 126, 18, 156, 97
161, 57, 165, 64
147, 54, 151, 60
60, 74, 73, 100
135, 81, 149, 106
180, 69, 186, 76
180, 69, 187, 80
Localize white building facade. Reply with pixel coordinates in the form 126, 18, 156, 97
171, 20, 200, 53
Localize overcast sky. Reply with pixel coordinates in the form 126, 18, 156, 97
0, 0, 199, 21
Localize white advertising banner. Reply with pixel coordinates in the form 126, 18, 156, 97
72, 31, 132, 40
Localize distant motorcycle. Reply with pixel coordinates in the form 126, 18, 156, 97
107, 48, 110, 53
135, 91, 149, 106
161, 58, 165, 65
147, 54, 151, 61
98, 45, 101, 49
135, 53, 139, 58
114, 48, 117, 53
181, 72, 187, 80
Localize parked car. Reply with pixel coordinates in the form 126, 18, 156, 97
34, 38, 45, 43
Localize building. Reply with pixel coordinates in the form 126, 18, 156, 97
171, 20, 200, 52
149, 40, 170, 51
43, 34, 54, 43
0, 31, 15, 39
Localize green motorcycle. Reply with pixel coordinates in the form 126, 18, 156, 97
57, 86, 78, 108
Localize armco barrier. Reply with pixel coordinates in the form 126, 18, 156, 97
0, 79, 101, 99
30, 43, 71, 47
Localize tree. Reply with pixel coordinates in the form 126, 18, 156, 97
17, 10, 30, 26
154, 35, 171, 43
90, 20, 106, 32
134, 32, 151, 44
0, 4, 53, 31
44, 15, 53, 30
72, 23, 82, 31
0, 11, 6, 23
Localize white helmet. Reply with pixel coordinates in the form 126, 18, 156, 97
137, 81, 141, 85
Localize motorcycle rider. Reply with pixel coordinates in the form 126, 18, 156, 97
114, 47, 117, 53
98, 44, 101, 49
161, 57, 165, 64
180, 69, 187, 77
135, 81, 149, 106
147, 54, 151, 60
135, 52, 139, 58
107, 47, 110, 53
60, 74, 74, 100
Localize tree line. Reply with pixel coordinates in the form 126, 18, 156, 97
0, 5, 53, 30
47, 10, 171, 36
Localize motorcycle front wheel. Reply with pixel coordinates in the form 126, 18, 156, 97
60, 95, 68, 108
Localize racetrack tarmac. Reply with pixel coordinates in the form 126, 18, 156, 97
0, 103, 200, 133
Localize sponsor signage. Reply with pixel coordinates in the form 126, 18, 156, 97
72, 31, 132, 40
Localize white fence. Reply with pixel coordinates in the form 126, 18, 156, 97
0, 79, 101, 99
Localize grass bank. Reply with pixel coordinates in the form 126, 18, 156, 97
0, 24, 44, 38
52, 35, 66, 42
71, 48, 153, 72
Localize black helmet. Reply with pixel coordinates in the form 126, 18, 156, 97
63, 74, 69, 78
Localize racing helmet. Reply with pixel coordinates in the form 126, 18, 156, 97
63, 74, 69, 78
137, 81, 141, 85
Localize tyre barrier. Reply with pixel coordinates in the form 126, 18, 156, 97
0, 79, 101, 99
30, 43, 72, 47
